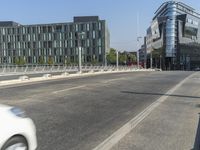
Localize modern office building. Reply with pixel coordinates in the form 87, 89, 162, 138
146, 1, 200, 70
0, 16, 110, 65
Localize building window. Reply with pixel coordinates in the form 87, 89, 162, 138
87, 24, 90, 31
33, 34, 36, 41
98, 39, 101, 46
99, 22, 101, 30
2, 28, 5, 35
75, 24, 78, 32
28, 34, 31, 41
93, 31, 96, 39
32, 27, 36, 33
55, 25, 62, 32
87, 39, 90, 47
22, 27, 25, 34
53, 41, 56, 47
43, 34, 46, 41
48, 26, 52, 32
92, 23, 96, 30
48, 33, 52, 40
81, 24, 84, 31
99, 47, 102, 54
64, 40, 67, 48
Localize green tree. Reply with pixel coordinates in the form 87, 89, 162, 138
15, 56, 26, 65
47, 56, 54, 65
64, 57, 71, 65
38, 56, 45, 64
106, 48, 116, 64
119, 53, 127, 65
129, 54, 137, 63
91, 57, 98, 65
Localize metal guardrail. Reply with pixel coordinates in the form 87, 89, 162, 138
0, 65, 140, 76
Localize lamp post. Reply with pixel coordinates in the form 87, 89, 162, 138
78, 32, 85, 73
137, 37, 142, 69
116, 51, 119, 70
160, 55, 162, 70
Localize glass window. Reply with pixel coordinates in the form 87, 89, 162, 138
87, 39, 90, 47
33, 34, 36, 41
49, 33, 52, 40
99, 22, 101, 30
64, 40, 68, 48
2, 28, 5, 35
92, 23, 96, 30
28, 34, 31, 41
87, 24, 90, 31
54, 41, 56, 47
98, 39, 101, 46
93, 31, 96, 39
75, 24, 78, 32
99, 47, 102, 54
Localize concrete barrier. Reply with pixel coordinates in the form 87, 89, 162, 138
19, 75, 29, 81
88, 70, 94, 73
43, 74, 52, 78
61, 72, 69, 76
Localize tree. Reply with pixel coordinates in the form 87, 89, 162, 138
129, 53, 137, 63
15, 56, 26, 65
91, 57, 98, 65
47, 56, 54, 65
64, 57, 71, 65
38, 56, 45, 64
119, 53, 127, 65
106, 48, 116, 64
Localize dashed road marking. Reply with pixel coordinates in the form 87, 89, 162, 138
52, 85, 86, 94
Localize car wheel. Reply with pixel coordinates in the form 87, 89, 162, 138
2, 136, 28, 150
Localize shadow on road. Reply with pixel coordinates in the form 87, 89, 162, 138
121, 91, 200, 99
192, 113, 200, 150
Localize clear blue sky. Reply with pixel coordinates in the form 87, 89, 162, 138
0, 0, 199, 51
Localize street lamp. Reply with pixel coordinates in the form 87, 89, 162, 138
78, 32, 85, 73
160, 55, 162, 70
116, 51, 119, 70
137, 36, 142, 69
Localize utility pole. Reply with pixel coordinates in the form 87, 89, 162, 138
78, 32, 85, 73
137, 37, 142, 69
116, 51, 119, 70
160, 55, 162, 70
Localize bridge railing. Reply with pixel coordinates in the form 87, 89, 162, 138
0, 64, 141, 75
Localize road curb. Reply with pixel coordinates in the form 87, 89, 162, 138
0, 70, 154, 87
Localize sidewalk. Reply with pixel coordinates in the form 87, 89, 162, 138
111, 72, 200, 150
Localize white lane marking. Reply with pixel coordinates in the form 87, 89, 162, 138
52, 85, 86, 94
102, 77, 126, 84
92, 73, 196, 150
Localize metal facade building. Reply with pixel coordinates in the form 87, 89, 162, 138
146, 1, 200, 70
0, 16, 110, 65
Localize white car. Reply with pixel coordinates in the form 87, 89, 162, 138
0, 104, 37, 150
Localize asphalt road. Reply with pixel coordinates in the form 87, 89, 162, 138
0, 71, 193, 150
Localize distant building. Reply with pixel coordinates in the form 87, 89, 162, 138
0, 16, 110, 65
146, 1, 200, 70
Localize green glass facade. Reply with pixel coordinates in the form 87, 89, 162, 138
0, 16, 110, 65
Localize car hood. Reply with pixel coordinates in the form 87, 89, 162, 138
0, 104, 12, 111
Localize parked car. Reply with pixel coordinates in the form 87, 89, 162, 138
0, 104, 37, 150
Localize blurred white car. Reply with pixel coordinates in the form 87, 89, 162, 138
0, 104, 37, 150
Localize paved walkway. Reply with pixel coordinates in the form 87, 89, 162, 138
111, 72, 200, 150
